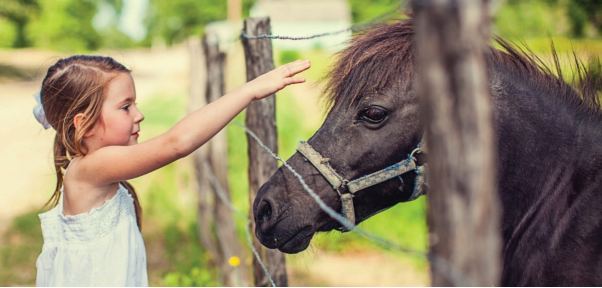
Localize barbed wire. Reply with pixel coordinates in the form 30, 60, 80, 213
241, 28, 352, 41
197, 120, 474, 286
201, 2, 476, 285
230, 122, 475, 286
240, 3, 405, 41
201, 161, 276, 287
197, 7, 409, 285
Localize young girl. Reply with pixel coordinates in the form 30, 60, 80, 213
34, 55, 310, 286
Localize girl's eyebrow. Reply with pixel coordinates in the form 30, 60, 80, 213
118, 97, 135, 104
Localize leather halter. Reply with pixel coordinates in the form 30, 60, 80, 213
296, 141, 428, 232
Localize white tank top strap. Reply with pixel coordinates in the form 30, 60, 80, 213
63, 158, 76, 176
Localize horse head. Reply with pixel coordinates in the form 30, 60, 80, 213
252, 20, 425, 253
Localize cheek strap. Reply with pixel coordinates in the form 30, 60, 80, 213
296, 141, 428, 232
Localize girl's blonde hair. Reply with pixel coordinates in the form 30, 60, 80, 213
41, 55, 142, 230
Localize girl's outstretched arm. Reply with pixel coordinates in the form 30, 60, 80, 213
79, 60, 310, 186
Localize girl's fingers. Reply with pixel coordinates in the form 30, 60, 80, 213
284, 77, 306, 85
282, 60, 311, 76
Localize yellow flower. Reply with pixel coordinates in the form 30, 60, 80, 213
228, 256, 241, 267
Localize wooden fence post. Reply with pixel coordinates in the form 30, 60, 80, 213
186, 36, 220, 267
242, 17, 288, 287
203, 32, 249, 287
411, 0, 501, 286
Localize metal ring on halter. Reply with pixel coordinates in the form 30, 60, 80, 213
334, 179, 349, 196
410, 147, 423, 159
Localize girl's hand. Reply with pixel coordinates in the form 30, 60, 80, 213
247, 59, 311, 100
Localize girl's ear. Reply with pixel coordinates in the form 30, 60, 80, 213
74, 113, 96, 137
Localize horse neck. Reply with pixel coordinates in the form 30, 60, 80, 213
491, 70, 602, 244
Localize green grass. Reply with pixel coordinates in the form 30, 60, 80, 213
0, 210, 44, 286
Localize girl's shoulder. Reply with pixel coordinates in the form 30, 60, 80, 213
62, 156, 123, 216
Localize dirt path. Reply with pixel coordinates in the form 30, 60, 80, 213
0, 65, 61, 233
288, 249, 429, 286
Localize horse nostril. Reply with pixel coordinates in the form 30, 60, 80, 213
257, 200, 272, 224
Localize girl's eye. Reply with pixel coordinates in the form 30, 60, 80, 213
122, 104, 130, 111
359, 107, 388, 124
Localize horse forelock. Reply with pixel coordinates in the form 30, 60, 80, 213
323, 19, 415, 109
323, 17, 602, 117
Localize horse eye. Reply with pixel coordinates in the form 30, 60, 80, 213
360, 107, 388, 124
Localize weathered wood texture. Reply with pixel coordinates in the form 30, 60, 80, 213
242, 17, 288, 287
412, 0, 501, 286
186, 37, 219, 267
203, 33, 249, 287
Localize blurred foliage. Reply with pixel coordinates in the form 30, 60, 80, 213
348, 0, 401, 23
163, 267, 215, 287
588, 57, 602, 91
0, 18, 18, 47
278, 50, 302, 65
0, 210, 44, 286
144, 0, 255, 47
0, 0, 131, 50
0, 0, 40, 47
567, 0, 602, 37
494, 0, 564, 38
27, 0, 102, 51
494, 0, 602, 38
2, 0, 602, 51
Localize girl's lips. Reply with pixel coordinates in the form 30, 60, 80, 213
132, 132, 139, 137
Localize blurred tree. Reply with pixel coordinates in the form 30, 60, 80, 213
0, 0, 128, 50
0, 0, 40, 48
493, 0, 561, 38
507, 0, 558, 4
567, 0, 602, 37
0, 19, 17, 47
26, 0, 126, 51
99, 25, 138, 49
144, 0, 254, 47
348, 0, 400, 23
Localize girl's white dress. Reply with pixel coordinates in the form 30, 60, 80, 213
36, 180, 149, 286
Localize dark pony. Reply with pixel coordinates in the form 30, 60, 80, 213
253, 18, 602, 286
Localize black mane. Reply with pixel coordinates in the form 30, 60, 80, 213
253, 17, 602, 286
323, 18, 602, 117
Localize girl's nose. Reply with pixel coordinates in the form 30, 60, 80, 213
136, 112, 145, 123
135, 108, 145, 123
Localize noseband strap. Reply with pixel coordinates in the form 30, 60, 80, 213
296, 142, 345, 190
296, 141, 428, 231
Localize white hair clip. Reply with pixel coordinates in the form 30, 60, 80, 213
33, 91, 52, 129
